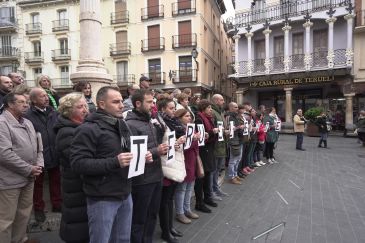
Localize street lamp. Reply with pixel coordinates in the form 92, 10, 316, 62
191, 48, 199, 71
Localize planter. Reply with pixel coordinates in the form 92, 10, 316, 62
306, 121, 320, 137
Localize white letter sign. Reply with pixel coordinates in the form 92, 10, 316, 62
128, 136, 148, 179
166, 131, 176, 165
217, 121, 224, 141
184, 123, 195, 150
243, 120, 249, 136
275, 120, 281, 132
229, 121, 234, 138
197, 124, 205, 146
265, 122, 270, 132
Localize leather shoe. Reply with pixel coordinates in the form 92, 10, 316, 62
195, 204, 211, 213
204, 199, 218, 207
161, 232, 179, 243
171, 227, 183, 237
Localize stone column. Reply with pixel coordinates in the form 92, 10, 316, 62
263, 28, 272, 74
236, 89, 244, 104
303, 21, 313, 70
233, 34, 241, 77
282, 25, 292, 72
284, 87, 293, 123
70, 0, 113, 103
326, 17, 337, 68
344, 93, 355, 131
344, 14, 355, 66
245, 32, 254, 76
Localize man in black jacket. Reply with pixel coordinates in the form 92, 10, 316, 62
125, 89, 169, 243
0, 75, 13, 107
70, 86, 152, 243
25, 87, 61, 223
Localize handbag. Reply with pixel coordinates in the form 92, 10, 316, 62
196, 155, 204, 178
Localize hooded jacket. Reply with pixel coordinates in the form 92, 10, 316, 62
70, 110, 132, 200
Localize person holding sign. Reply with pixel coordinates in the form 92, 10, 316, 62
70, 87, 152, 243
125, 90, 169, 243
174, 109, 201, 224
194, 100, 219, 213
263, 107, 279, 164
253, 112, 267, 167
156, 98, 187, 243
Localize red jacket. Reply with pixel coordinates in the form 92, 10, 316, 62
257, 122, 266, 142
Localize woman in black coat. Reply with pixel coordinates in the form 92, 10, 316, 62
315, 112, 329, 148
54, 93, 89, 243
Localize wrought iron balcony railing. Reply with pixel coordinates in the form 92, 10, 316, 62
52, 78, 73, 89
51, 49, 71, 61
141, 5, 164, 20
52, 19, 69, 32
141, 72, 166, 85
0, 47, 19, 58
25, 23, 42, 35
110, 42, 131, 56
271, 56, 285, 71
290, 54, 305, 70
111, 10, 129, 24
24, 52, 43, 63
171, 69, 197, 83
141, 37, 165, 52
172, 33, 197, 48
232, 0, 349, 28
114, 74, 136, 86
172, 0, 196, 16
312, 50, 328, 68
253, 59, 265, 73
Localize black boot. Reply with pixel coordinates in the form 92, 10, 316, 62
318, 139, 323, 148
160, 202, 178, 243
324, 140, 328, 148
168, 200, 183, 237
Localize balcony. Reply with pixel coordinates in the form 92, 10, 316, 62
141, 5, 164, 21
141, 72, 166, 85
52, 78, 73, 89
51, 49, 71, 62
0, 17, 17, 31
25, 23, 42, 35
0, 47, 19, 60
52, 19, 69, 32
141, 37, 165, 52
114, 74, 135, 86
172, 33, 197, 49
110, 42, 131, 56
172, 69, 197, 83
172, 0, 196, 16
111, 11, 129, 25
234, 49, 349, 77
233, 0, 349, 27
24, 52, 43, 64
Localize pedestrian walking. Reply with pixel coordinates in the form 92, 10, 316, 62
315, 111, 330, 148
263, 107, 279, 164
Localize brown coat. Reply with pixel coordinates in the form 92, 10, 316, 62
0, 110, 43, 190
293, 114, 305, 133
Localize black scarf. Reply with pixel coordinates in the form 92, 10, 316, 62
159, 112, 185, 138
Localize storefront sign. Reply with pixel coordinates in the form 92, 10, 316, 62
249, 76, 334, 88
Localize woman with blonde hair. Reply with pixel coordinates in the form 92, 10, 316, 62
54, 92, 89, 243
37, 75, 60, 110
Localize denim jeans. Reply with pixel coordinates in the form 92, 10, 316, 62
296, 132, 304, 149
212, 157, 225, 193
320, 132, 328, 141
175, 181, 195, 215
227, 145, 243, 179
87, 194, 133, 243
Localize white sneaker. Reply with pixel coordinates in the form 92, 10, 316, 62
258, 161, 266, 166
254, 162, 262, 167
272, 159, 279, 164
267, 159, 274, 164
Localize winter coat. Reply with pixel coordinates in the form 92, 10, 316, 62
263, 114, 278, 143
0, 110, 43, 190
357, 116, 365, 133
0, 89, 8, 107
183, 140, 198, 182
70, 110, 132, 200
226, 112, 243, 156
125, 110, 165, 186
25, 106, 59, 169
85, 97, 96, 113
122, 96, 133, 113
293, 114, 305, 133
54, 115, 88, 243
257, 122, 266, 142
195, 113, 216, 173
212, 104, 227, 158
315, 116, 328, 133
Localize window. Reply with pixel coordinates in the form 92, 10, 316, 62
255, 40, 265, 59
148, 58, 161, 82
274, 36, 284, 57
1, 35, 12, 55
60, 66, 69, 84
313, 29, 328, 52
179, 56, 192, 82
116, 61, 128, 80
59, 39, 68, 54
33, 41, 41, 56
147, 25, 160, 50
292, 33, 304, 54
0, 7, 14, 24
58, 10, 67, 20
33, 67, 42, 80
31, 13, 39, 23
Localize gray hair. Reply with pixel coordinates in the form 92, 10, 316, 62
58, 92, 85, 118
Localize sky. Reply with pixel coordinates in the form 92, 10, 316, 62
222, 0, 235, 20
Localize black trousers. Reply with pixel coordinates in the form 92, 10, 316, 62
159, 183, 177, 235
266, 142, 275, 159
194, 171, 212, 205
131, 181, 162, 243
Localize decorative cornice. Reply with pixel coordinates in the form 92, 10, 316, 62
303, 21, 313, 28
263, 29, 272, 35
344, 14, 356, 20
245, 32, 254, 38
325, 17, 337, 24
233, 34, 241, 40
282, 25, 292, 32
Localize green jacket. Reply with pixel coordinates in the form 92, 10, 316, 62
263, 114, 278, 143
212, 104, 226, 158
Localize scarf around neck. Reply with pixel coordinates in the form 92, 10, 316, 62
159, 112, 185, 138
198, 111, 214, 132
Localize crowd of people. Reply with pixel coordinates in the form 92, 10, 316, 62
0, 73, 364, 243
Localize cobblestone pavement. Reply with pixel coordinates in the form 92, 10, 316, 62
30, 135, 365, 243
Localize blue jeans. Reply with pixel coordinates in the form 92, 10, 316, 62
296, 132, 304, 149
212, 157, 225, 193
87, 194, 133, 243
320, 132, 328, 141
174, 181, 195, 215
227, 145, 243, 179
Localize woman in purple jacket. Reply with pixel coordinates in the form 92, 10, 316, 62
174, 108, 200, 224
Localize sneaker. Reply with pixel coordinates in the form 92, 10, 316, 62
271, 158, 279, 164
34, 210, 46, 223
229, 178, 242, 185
258, 161, 266, 166
176, 214, 192, 224
267, 159, 274, 164
215, 189, 229, 197
185, 211, 199, 219
235, 176, 244, 182
247, 167, 255, 172
242, 167, 251, 175
211, 193, 223, 201
254, 162, 262, 167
